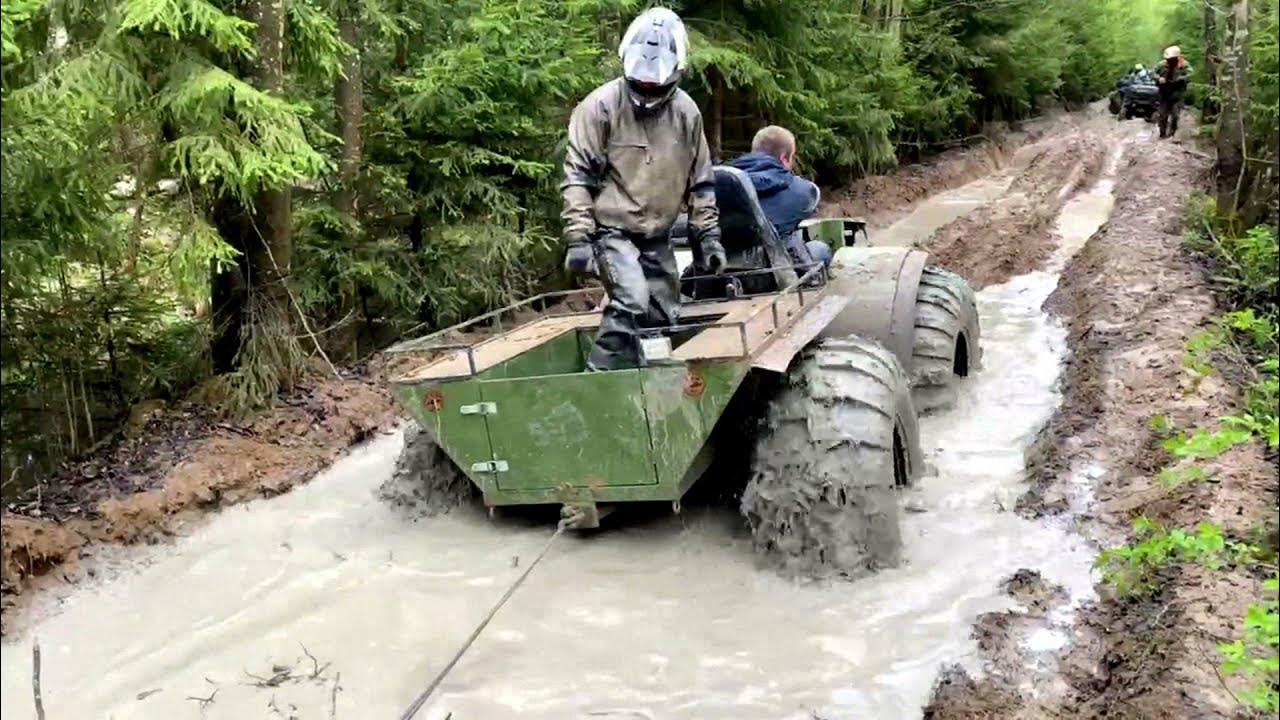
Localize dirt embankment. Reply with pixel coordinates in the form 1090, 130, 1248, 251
1, 366, 400, 629
923, 124, 1107, 288
923, 130, 1278, 718
820, 121, 1042, 228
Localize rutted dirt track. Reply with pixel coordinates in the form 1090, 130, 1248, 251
924, 112, 1279, 719
0, 106, 1273, 719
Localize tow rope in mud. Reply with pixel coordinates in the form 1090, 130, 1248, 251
398, 515, 576, 720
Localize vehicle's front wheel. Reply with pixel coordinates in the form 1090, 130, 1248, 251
741, 336, 923, 579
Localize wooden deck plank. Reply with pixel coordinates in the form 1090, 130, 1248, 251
396, 290, 824, 381
673, 293, 808, 360
399, 314, 599, 381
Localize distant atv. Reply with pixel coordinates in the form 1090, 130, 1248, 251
1109, 75, 1159, 121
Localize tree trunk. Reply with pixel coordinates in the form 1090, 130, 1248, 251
1216, 0, 1250, 215
334, 13, 363, 219
249, 0, 293, 324
1202, 0, 1221, 123
210, 197, 250, 373
210, 0, 294, 373
707, 65, 724, 162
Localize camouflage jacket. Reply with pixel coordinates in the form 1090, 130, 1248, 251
560, 78, 718, 244
1154, 58, 1192, 92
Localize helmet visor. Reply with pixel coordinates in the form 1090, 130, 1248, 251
622, 41, 681, 86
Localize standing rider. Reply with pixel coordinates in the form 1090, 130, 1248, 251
561, 8, 724, 370
728, 125, 833, 272
1154, 45, 1192, 139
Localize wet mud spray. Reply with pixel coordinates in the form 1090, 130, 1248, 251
0, 142, 1125, 720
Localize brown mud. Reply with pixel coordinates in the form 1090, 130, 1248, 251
923, 125, 1107, 288
1, 366, 400, 629
922, 117, 1279, 718
820, 119, 1045, 228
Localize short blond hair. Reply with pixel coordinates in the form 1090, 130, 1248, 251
751, 125, 796, 158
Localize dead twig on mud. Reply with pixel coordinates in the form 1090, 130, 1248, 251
32, 638, 46, 720
186, 688, 219, 708
300, 643, 332, 679
1207, 649, 1244, 705
245, 665, 295, 688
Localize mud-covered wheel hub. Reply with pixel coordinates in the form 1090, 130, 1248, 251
741, 336, 923, 578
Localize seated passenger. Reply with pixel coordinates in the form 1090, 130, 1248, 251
728, 125, 832, 271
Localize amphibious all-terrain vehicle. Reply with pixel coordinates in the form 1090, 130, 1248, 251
386, 166, 981, 575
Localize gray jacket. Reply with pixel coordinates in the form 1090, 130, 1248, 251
561, 78, 718, 244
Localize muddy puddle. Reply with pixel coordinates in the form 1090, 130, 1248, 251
0, 141, 1125, 720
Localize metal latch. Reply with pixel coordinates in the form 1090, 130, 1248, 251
460, 402, 497, 416
469, 460, 509, 473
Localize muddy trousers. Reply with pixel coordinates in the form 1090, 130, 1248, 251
589, 229, 680, 370
1157, 97, 1184, 138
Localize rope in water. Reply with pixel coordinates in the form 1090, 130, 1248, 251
398, 516, 574, 720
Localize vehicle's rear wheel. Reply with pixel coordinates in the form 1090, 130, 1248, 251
910, 266, 981, 413
379, 422, 477, 516
741, 336, 923, 578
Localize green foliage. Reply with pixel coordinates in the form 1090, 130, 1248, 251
1098, 518, 1254, 597
1220, 575, 1280, 713
118, 0, 255, 52
1157, 463, 1209, 491
1149, 413, 1179, 437
1162, 423, 1254, 460
0, 0, 45, 62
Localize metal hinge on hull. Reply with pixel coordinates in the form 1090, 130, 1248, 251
470, 460, 509, 473
460, 402, 497, 416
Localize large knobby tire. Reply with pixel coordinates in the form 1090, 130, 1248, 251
910, 265, 981, 414
741, 336, 923, 579
378, 422, 477, 516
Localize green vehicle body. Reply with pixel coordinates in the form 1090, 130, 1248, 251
388, 217, 928, 521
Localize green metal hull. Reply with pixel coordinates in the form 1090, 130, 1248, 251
391, 332, 750, 508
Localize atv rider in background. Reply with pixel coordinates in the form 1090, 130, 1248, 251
561, 8, 724, 371
1127, 63, 1153, 83
1154, 46, 1192, 139
728, 125, 833, 272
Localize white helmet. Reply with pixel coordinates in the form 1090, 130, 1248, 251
618, 8, 689, 111
1163, 45, 1181, 60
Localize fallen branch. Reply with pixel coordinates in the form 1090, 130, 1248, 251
330, 672, 342, 719
300, 643, 332, 679
245, 666, 294, 688
185, 688, 219, 708
33, 639, 46, 720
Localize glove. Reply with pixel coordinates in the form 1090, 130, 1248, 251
699, 234, 727, 275
563, 240, 597, 276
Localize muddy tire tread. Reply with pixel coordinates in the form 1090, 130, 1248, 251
910, 266, 981, 413
741, 336, 921, 579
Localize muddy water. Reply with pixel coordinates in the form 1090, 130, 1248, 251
1, 153, 1122, 720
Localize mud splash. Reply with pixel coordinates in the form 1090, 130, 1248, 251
0, 138, 1122, 720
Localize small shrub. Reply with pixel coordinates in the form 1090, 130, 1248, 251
1220, 575, 1280, 713
1097, 518, 1238, 597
